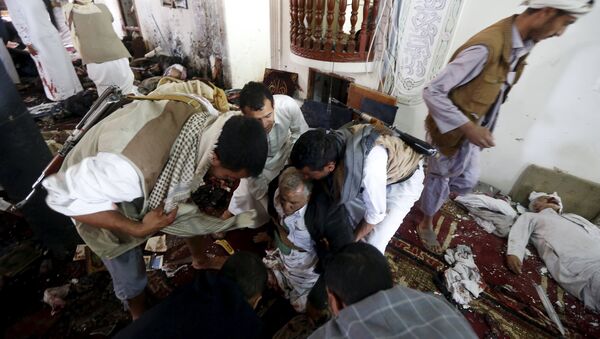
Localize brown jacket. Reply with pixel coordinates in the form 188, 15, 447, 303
425, 15, 529, 156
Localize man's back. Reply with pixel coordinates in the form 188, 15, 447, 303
114, 271, 263, 339
309, 285, 475, 339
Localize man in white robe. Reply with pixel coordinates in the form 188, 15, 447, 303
262, 167, 319, 312
5, 0, 82, 101
506, 192, 600, 311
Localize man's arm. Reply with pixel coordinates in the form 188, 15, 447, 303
73, 205, 177, 238
506, 213, 537, 274
423, 45, 495, 148
355, 146, 388, 241
43, 152, 152, 231
286, 96, 309, 145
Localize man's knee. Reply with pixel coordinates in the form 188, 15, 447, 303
101, 247, 147, 302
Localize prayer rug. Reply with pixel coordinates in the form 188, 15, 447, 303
263, 68, 300, 97
387, 200, 600, 338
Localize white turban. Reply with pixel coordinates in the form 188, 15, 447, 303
528, 191, 563, 212
521, 0, 594, 16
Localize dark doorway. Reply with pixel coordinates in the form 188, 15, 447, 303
307, 68, 353, 104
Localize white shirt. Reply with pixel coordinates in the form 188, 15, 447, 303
274, 188, 315, 252
43, 152, 143, 216
247, 95, 309, 198
360, 145, 388, 225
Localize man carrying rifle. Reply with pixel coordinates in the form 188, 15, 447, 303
42, 91, 268, 320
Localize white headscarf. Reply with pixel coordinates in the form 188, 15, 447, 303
528, 191, 564, 212
521, 0, 594, 17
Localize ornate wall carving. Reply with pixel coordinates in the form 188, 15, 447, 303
391, 0, 463, 105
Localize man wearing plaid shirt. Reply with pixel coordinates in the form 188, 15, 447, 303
309, 243, 477, 339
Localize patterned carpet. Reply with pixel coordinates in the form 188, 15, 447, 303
387, 200, 600, 338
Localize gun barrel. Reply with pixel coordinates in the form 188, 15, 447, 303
331, 98, 437, 156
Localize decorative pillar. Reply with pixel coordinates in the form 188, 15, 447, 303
384, 0, 464, 105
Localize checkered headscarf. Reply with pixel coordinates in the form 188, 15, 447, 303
147, 112, 212, 210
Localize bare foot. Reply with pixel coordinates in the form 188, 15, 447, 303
417, 220, 443, 254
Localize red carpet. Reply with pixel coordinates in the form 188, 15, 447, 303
387, 200, 600, 338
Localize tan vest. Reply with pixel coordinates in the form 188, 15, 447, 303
59, 98, 208, 258
425, 15, 528, 156
61, 99, 199, 199
70, 4, 131, 64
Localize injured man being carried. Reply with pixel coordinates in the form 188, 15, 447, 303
506, 192, 600, 312
261, 167, 320, 312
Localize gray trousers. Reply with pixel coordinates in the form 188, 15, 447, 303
420, 141, 480, 216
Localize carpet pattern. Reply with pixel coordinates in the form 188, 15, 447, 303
387, 200, 600, 338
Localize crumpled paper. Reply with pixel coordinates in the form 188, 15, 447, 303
444, 245, 485, 307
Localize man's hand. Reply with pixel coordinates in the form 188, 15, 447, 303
26, 44, 38, 56
220, 209, 233, 220
459, 122, 495, 148
136, 204, 177, 237
6, 41, 19, 49
354, 220, 376, 242
506, 254, 522, 275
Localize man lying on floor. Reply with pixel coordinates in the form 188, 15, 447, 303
309, 242, 477, 338
113, 252, 267, 339
506, 192, 600, 311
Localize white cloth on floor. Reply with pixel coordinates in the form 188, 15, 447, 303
87, 57, 135, 95
455, 193, 517, 237
444, 245, 485, 306
507, 208, 600, 311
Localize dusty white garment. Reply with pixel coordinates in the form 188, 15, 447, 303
455, 194, 517, 237
228, 95, 308, 221
263, 191, 319, 312
0, 42, 19, 83
5, 0, 82, 101
87, 57, 135, 95
444, 245, 485, 307
507, 208, 600, 311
